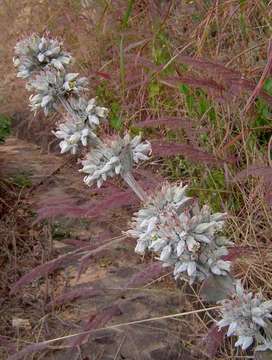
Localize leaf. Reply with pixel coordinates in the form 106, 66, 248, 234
200, 275, 235, 303
0, 114, 11, 143
179, 83, 190, 95
110, 102, 123, 130
122, 0, 134, 28
203, 324, 226, 358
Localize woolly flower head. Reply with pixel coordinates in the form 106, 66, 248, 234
126, 183, 191, 254
28, 70, 88, 115
217, 281, 272, 350
14, 34, 72, 78
80, 134, 151, 188
68, 97, 108, 128
53, 116, 94, 155
149, 205, 231, 284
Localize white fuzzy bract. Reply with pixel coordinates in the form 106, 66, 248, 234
68, 97, 108, 128
126, 183, 191, 254
217, 281, 272, 351
53, 117, 92, 155
14, 34, 72, 78
152, 205, 230, 283
28, 70, 88, 115
80, 134, 151, 188
128, 191, 231, 283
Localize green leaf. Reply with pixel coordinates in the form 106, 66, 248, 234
122, 0, 134, 28
10, 173, 32, 188
0, 114, 11, 143
186, 94, 194, 114
109, 102, 123, 131
200, 274, 235, 303
263, 78, 272, 95
110, 115, 122, 131
179, 83, 190, 95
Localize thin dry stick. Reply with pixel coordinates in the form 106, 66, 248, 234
143, 271, 172, 288
21, 305, 222, 348
113, 335, 126, 360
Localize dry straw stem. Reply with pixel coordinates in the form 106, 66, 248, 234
13, 305, 222, 348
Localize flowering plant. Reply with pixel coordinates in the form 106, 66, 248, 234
14, 34, 72, 78
28, 70, 88, 115
80, 134, 151, 188
14, 33, 272, 358
218, 281, 272, 352
128, 187, 231, 284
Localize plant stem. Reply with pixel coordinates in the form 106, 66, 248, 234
122, 171, 147, 202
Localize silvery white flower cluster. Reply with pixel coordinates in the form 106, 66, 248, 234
128, 184, 232, 283
161, 207, 231, 282
80, 134, 151, 188
218, 281, 272, 351
53, 117, 91, 155
53, 98, 109, 154
28, 70, 88, 115
153, 209, 232, 283
127, 183, 191, 254
68, 97, 108, 127
14, 34, 72, 78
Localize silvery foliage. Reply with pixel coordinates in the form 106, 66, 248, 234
80, 134, 151, 188
126, 183, 191, 254
127, 184, 231, 283
53, 98, 109, 154
150, 205, 231, 284
217, 281, 272, 351
27, 70, 88, 115
68, 97, 108, 128
53, 116, 92, 155
13, 34, 72, 78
